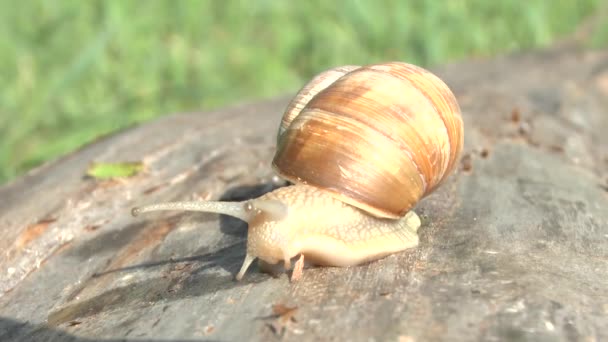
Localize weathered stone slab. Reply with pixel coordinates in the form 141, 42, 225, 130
1, 46, 607, 341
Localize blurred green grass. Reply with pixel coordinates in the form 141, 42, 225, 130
0, 0, 606, 185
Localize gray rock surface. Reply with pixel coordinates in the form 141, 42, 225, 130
0, 46, 607, 341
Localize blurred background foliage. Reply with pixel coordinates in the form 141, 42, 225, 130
1, 0, 607, 185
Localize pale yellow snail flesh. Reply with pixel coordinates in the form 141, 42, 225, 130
132, 61, 464, 281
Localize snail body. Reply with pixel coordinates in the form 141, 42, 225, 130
132, 61, 463, 281
133, 184, 420, 280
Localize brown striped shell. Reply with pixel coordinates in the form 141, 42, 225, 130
272, 62, 464, 219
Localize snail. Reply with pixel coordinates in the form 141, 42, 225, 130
131, 61, 464, 281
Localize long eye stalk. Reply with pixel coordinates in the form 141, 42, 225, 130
131, 200, 251, 222
131, 198, 289, 281
132, 200, 258, 280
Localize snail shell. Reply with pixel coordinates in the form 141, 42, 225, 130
273, 62, 464, 219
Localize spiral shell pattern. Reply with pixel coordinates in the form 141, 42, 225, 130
273, 62, 464, 219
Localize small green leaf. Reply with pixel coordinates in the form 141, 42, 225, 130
86, 161, 145, 180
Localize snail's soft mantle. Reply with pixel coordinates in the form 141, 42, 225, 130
131, 62, 463, 281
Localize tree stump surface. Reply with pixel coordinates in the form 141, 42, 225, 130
1, 46, 607, 342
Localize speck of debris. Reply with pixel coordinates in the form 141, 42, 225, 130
15, 218, 57, 249
378, 290, 392, 297
204, 325, 215, 335
67, 320, 82, 327
510, 108, 521, 123
549, 145, 564, 153
84, 225, 100, 232
144, 183, 166, 194
264, 304, 299, 337
479, 148, 489, 159
272, 304, 298, 322
461, 154, 473, 173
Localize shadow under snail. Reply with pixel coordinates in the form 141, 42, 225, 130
132, 62, 464, 281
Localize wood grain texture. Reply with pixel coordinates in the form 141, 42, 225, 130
1, 45, 607, 342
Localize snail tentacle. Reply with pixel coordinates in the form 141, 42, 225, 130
236, 253, 257, 281
131, 200, 252, 222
